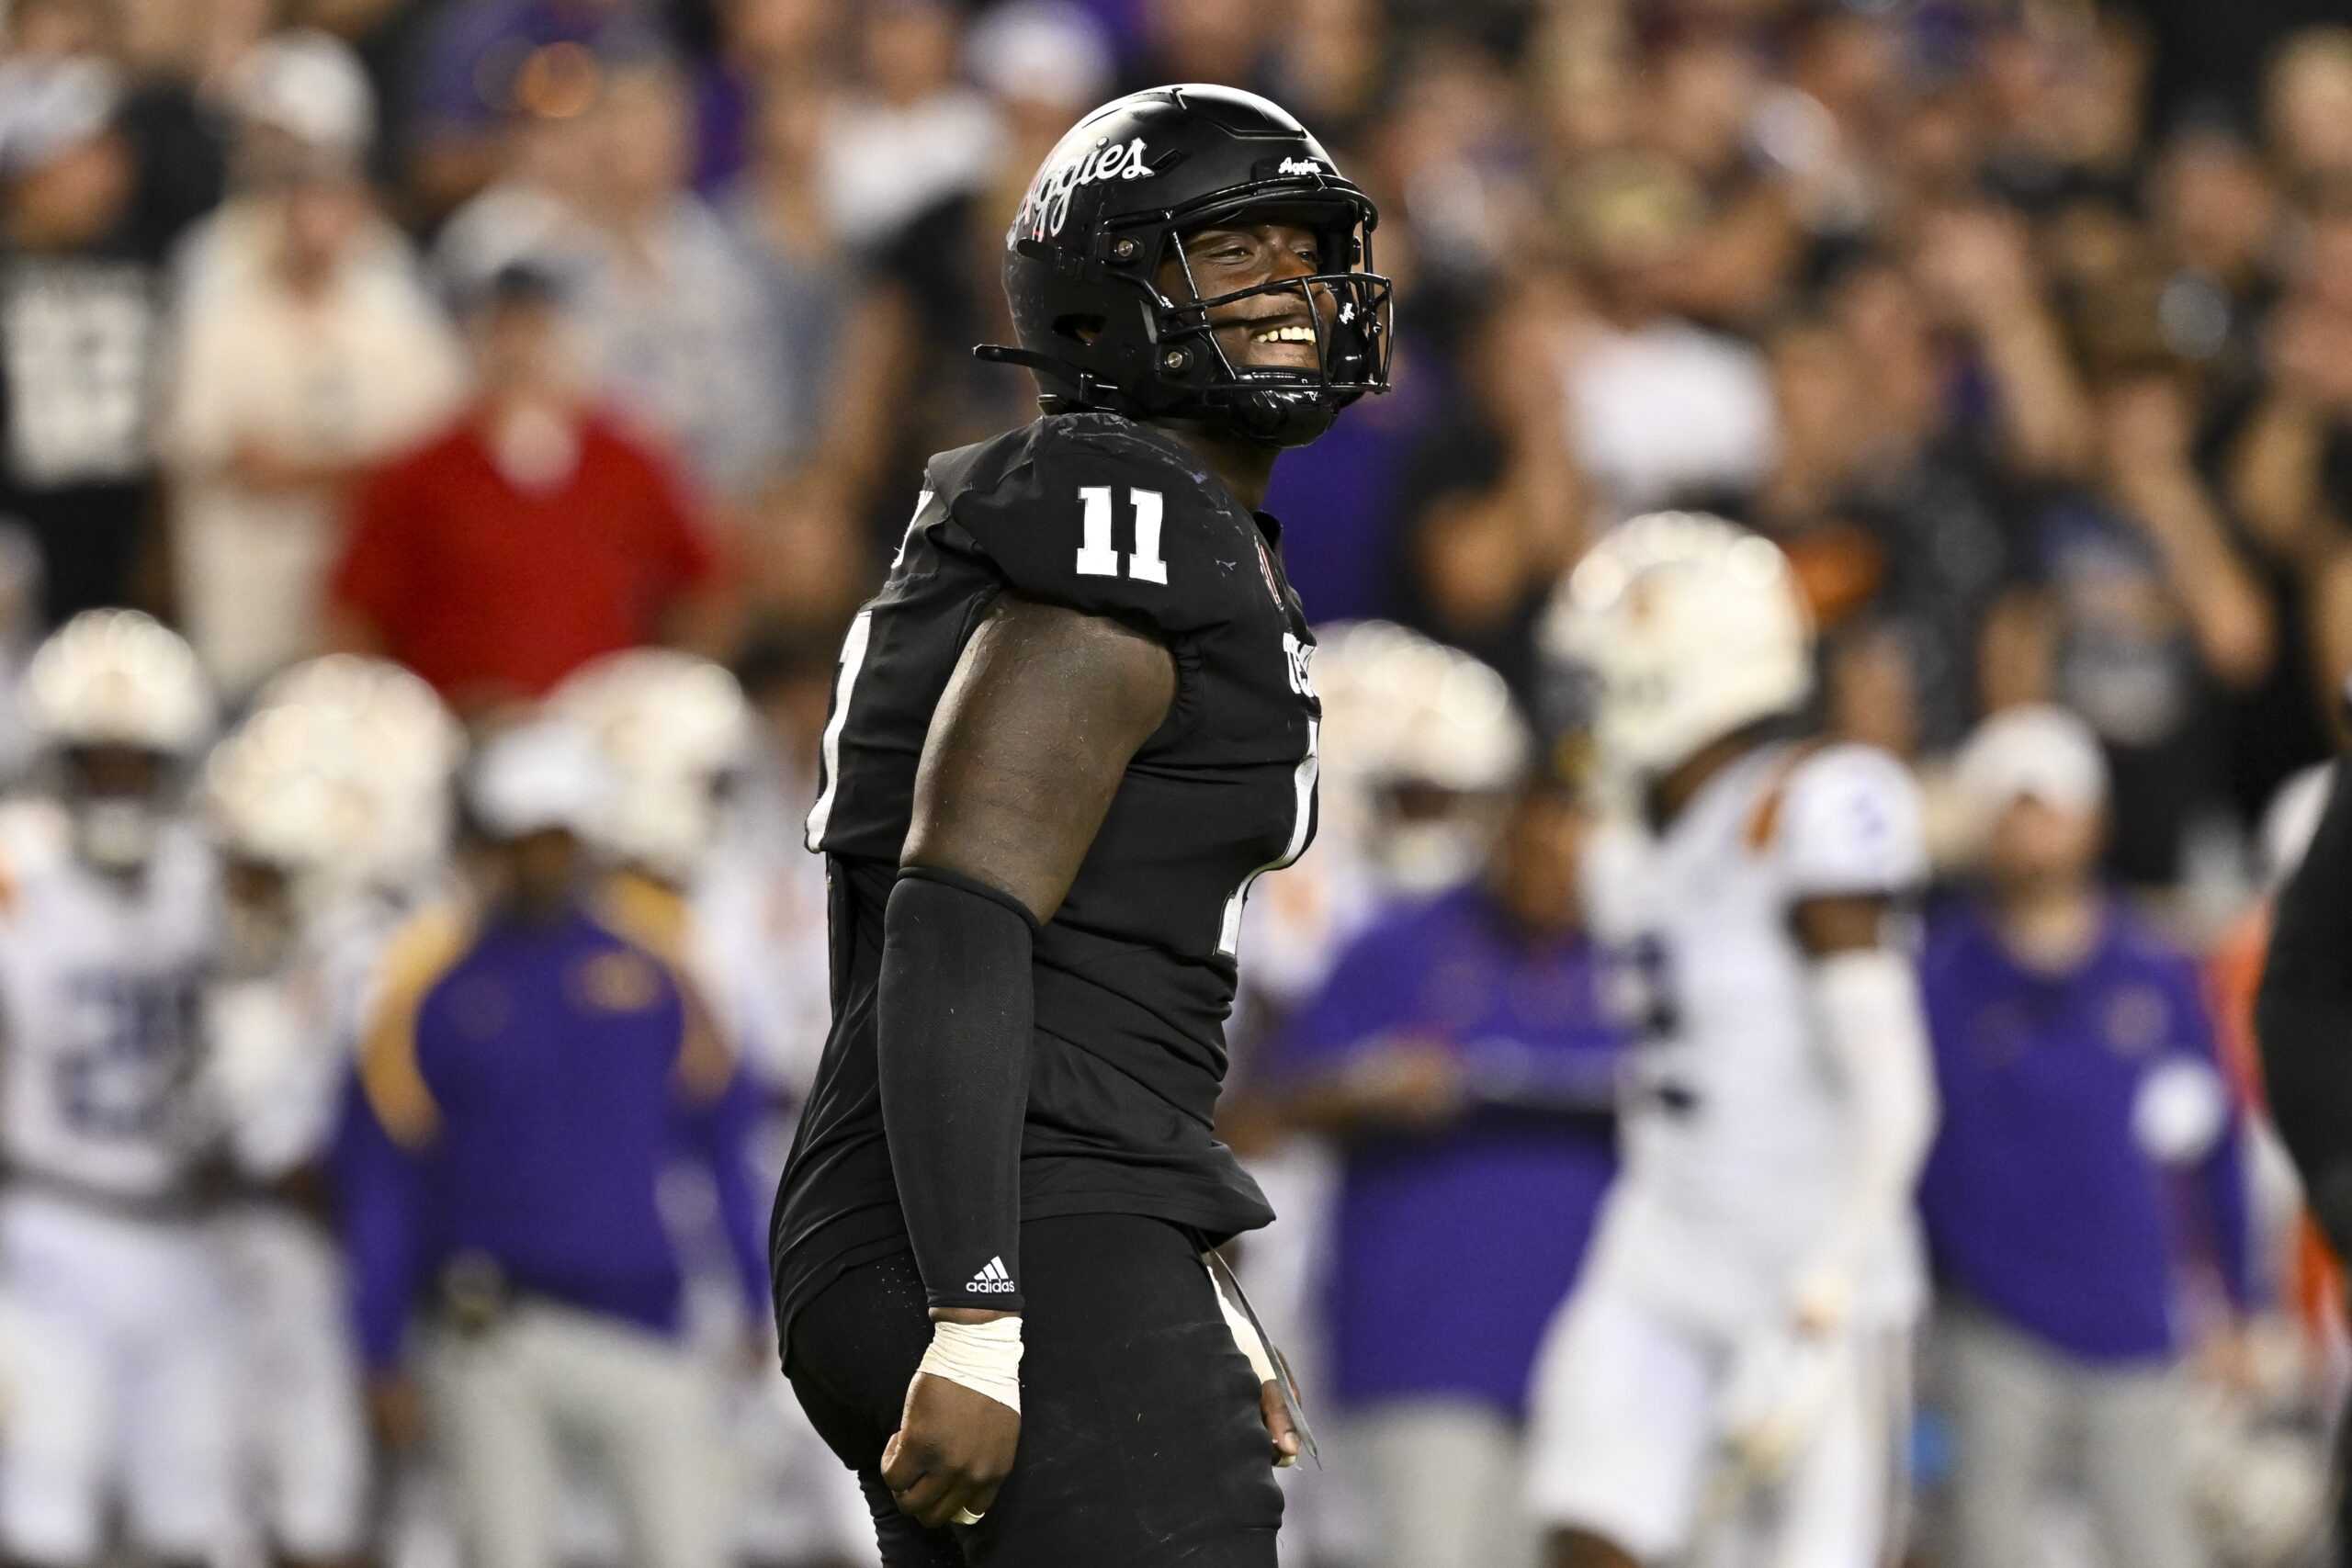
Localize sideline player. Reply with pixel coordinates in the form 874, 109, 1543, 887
771, 85, 1391, 1565
0, 611, 226, 1568
198, 666, 463, 1568
1526, 514, 1939, 1568
552, 649, 873, 1568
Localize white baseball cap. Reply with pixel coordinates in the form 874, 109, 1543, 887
1953, 704, 2109, 829
967, 2, 1114, 110
0, 56, 119, 179
467, 720, 611, 841
230, 29, 375, 164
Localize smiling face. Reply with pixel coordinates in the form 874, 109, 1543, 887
1160, 220, 1331, 373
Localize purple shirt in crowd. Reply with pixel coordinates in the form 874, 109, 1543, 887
1917, 898, 2256, 1364
336, 904, 767, 1371
1278, 885, 1622, 1416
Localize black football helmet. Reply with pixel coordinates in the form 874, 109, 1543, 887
976, 85, 1394, 447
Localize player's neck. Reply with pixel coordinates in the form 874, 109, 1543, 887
1646, 732, 1765, 829
1991, 884, 2104, 972
1153, 422, 1280, 513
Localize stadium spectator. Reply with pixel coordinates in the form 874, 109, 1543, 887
400, 0, 673, 222
1997, 362, 2274, 886
338, 721, 768, 1568
1273, 777, 1622, 1568
2263, 27, 2352, 199
322, 263, 725, 714
1919, 705, 2255, 1568
163, 30, 463, 697
1123, 0, 1272, 98
435, 50, 777, 502
2226, 190, 2352, 776
1389, 277, 1586, 699
1554, 155, 1780, 524
698, 0, 850, 193
1816, 257, 2018, 761
0, 55, 164, 623
815, 0, 999, 252
829, 0, 1114, 511
722, 77, 854, 479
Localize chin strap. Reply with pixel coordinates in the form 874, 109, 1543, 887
974, 342, 1344, 446
971, 344, 1143, 421
971, 343, 1059, 375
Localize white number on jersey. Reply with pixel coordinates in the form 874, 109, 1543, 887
1075, 486, 1169, 584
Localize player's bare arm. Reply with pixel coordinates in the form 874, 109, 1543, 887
1790, 893, 1891, 957
903, 593, 1176, 922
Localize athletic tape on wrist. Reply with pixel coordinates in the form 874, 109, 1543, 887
918, 1316, 1023, 1415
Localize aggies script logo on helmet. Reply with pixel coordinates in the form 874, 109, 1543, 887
1017, 136, 1155, 242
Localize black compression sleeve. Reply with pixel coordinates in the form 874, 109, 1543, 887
877, 866, 1038, 1313
2259, 753, 2352, 1252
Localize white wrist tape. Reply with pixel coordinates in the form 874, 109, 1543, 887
918, 1317, 1023, 1415
1208, 1260, 1279, 1384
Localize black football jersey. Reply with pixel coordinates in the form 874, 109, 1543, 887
770, 412, 1319, 1333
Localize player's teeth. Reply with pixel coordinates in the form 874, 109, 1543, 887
1251, 326, 1316, 343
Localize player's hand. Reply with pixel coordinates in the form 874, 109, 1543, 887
368, 1371, 426, 1453
1340, 1036, 1467, 1132
1260, 1376, 1303, 1467
882, 1368, 1021, 1528
2196, 1320, 2260, 1395
1788, 1261, 1853, 1339
738, 1324, 779, 1377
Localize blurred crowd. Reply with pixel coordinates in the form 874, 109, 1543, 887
3, 0, 2352, 1564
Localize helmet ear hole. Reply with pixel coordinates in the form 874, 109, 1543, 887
1052, 313, 1105, 345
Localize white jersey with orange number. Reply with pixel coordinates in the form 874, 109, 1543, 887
1582, 740, 1928, 1335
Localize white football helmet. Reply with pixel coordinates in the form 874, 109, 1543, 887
1541, 513, 1813, 780
241, 656, 464, 894
254, 655, 466, 784
1310, 622, 1530, 896
24, 610, 213, 757
24, 611, 214, 872
205, 710, 394, 882
548, 649, 752, 884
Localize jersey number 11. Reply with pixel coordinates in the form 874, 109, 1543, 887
1076, 487, 1169, 584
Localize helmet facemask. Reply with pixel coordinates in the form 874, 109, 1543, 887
1131, 194, 1394, 446
61, 744, 174, 875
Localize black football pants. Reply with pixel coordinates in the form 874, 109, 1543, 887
785, 1213, 1283, 1567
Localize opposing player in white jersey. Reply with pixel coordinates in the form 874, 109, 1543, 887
1524, 515, 1938, 1568
198, 661, 464, 1568
0, 611, 227, 1568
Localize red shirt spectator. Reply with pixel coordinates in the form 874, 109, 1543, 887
330, 408, 717, 709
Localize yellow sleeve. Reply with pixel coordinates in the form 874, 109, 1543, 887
594, 872, 738, 1103
356, 903, 475, 1147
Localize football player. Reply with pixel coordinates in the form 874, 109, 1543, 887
550, 648, 872, 1568
772, 85, 1389, 1564
1525, 515, 1939, 1568
197, 663, 463, 1568
0, 611, 227, 1568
